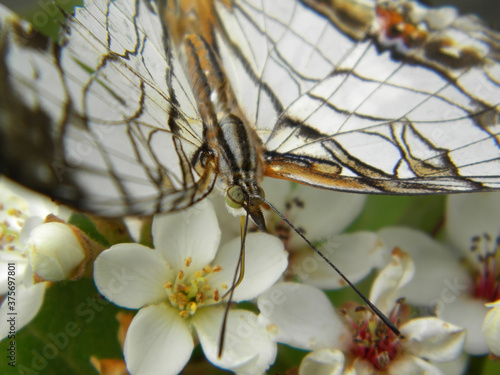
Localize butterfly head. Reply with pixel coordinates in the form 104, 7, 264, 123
225, 185, 266, 232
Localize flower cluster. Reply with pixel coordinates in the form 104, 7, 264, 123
2, 176, 500, 374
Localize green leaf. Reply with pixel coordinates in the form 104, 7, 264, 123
347, 195, 445, 234
4, 279, 126, 375
20, 0, 82, 40
69, 213, 110, 247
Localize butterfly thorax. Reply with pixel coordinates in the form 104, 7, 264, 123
164, 0, 266, 229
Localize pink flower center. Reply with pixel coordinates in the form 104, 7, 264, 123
470, 233, 500, 302
341, 300, 408, 370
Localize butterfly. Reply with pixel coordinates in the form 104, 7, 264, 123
0, 0, 500, 229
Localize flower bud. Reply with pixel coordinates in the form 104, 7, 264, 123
26, 222, 88, 281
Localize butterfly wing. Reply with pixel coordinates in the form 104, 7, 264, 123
212, 0, 500, 193
2, 0, 500, 219
0, 1, 217, 216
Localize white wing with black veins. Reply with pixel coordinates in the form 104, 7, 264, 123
0, 1, 217, 216
213, 0, 500, 193
2, 0, 500, 218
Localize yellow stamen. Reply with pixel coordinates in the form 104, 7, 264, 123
266, 324, 279, 335
221, 283, 228, 290
7, 208, 21, 217
176, 283, 187, 292
193, 270, 203, 278
166, 261, 226, 317
176, 294, 188, 308
188, 302, 197, 313
195, 291, 204, 303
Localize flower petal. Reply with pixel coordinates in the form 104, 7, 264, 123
402, 317, 466, 362
192, 306, 277, 374
94, 243, 172, 308
0, 253, 28, 295
152, 200, 221, 273
437, 297, 489, 355
433, 355, 468, 375
389, 355, 443, 375
446, 192, 500, 258
1, 177, 64, 220
369, 249, 415, 314
257, 283, 349, 350
262, 179, 366, 249
209, 233, 287, 301
379, 227, 472, 305
298, 349, 345, 375
349, 358, 377, 375
291, 232, 388, 289
124, 303, 194, 375
0, 281, 46, 341
482, 300, 500, 356
0, 179, 29, 225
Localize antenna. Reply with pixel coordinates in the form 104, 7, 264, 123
216, 194, 402, 358
218, 213, 249, 358
263, 198, 402, 338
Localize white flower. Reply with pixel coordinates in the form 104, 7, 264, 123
0, 178, 63, 340
258, 250, 466, 374
0, 178, 87, 284
266, 179, 388, 289
445, 193, 500, 355
260, 179, 367, 249
94, 201, 288, 375
378, 192, 500, 355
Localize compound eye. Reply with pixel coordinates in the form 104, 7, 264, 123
225, 185, 244, 209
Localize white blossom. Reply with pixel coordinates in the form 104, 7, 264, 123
94, 200, 288, 375
0, 178, 63, 340
378, 192, 500, 355
258, 250, 466, 374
